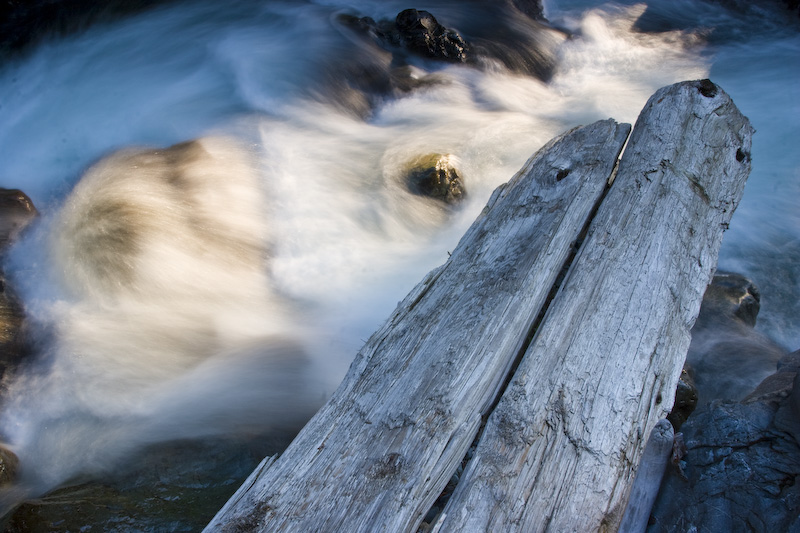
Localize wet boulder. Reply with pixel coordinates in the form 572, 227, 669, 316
0, 443, 18, 486
694, 271, 761, 328
685, 272, 786, 403
336, 4, 564, 82
0, 189, 36, 387
650, 348, 800, 531
394, 9, 470, 63
405, 153, 466, 205
337, 10, 470, 65
331, 14, 452, 113
0, 189, 37, 250
667, 367, 699, 431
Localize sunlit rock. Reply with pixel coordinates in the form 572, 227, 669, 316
404, 153, 466, 205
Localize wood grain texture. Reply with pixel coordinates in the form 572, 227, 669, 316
618, 419, 674, 533
205, 119, 631, 533
435, 80, 753, 532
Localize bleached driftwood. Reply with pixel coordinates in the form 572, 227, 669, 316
618, 420, 674, 533
206, 80, 751, 532
434, 80, 752, 532
206, 119, 629, 531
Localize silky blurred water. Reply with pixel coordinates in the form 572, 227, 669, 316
0, 0, 796, 512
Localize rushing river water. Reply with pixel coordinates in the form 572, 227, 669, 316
0, 0, 797, 528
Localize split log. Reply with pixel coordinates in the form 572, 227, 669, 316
206, 79, 751, 532
434, 79, 752, 532
206, 120, 630, 532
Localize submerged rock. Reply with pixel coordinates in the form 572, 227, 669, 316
405, 153, 466, 205
685, 272, 786, 403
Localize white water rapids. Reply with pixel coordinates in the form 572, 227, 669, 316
0, 0, 797, 515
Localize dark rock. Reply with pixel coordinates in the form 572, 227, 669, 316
394, 9, 470, 64
338, 9, 470, 65
0, 189, 36, 390
336, 4, 564, 82
667, 367, 699, 431
510, 0, 546, 21
695, 271, 761, 329
405, 154, 466, 205
0, 189, 37, 251
650, 349, 800, 532
686, 272, 786, 403
332, 14, 455, 116
745, 350, 800, 402
746, 350, 800, 444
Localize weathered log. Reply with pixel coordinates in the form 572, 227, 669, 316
618, 419, 674, 533
205, 119, 630, 531
206, 80, 751, 532
434, 79, 752, 531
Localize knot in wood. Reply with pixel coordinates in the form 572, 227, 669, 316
696, 79, 718, 98
736, 148, 749, 163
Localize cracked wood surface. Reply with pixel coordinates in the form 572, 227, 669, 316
434, 80, 752, 532
205, 119, 630, 532
207, 80, 751, 533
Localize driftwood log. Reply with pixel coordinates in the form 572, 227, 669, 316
205, 80, 752, 532
617, 419, 674, 533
